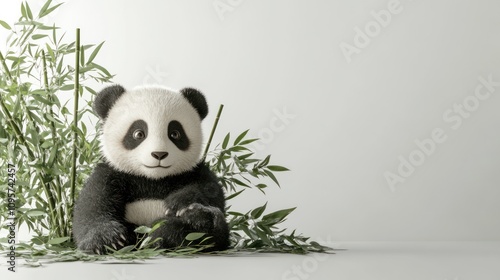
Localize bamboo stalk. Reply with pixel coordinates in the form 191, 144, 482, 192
69, 28, 80, 210
203, 104, 224, 160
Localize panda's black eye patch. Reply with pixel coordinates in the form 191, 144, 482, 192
168, 120, 190, 151
123, 120, 148, 150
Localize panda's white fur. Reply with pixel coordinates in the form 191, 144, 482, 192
100, 86, 203, 179
125, 199, 166, 226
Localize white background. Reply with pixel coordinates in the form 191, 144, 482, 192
1, 0, 499, 245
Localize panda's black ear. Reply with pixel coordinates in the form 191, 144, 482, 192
93, 85, 126, 119
180, 87, 208, 120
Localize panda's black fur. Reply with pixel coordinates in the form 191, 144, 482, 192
72, 85, 229, 254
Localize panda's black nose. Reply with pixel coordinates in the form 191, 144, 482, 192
151, 151, 169, 160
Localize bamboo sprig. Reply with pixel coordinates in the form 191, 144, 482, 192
203, 104, 224, 160
0, 50, 36, 159
70, 28, 80, 211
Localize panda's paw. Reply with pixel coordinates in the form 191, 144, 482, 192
77, 221, 128, 255
176, 203, 224, 230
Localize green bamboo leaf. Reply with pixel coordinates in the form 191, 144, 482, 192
185, 232, 205, 241
233, 129, 249, 145
262, 207, 296, 223
31, 236, 47, 245
40, 141, 52, 149
256, 222, 274, 235
227, 211, 245, 217
222, 133, 230, 149
239, 138, 259, 145
52, 23, 57, 44
225, 189, 245, 200
59, 84, 74, 91
239, 225, 258, 240
267, 165, 290, 172
256, 183, 267, 189
138, 236, 152, 249
258, 155, 271, 168
39, 3, 64, 18
47, 146, 58, 166
12, 94, 21, 116
21, 2, 27, 19
134, 225, 151, 234
237, 153, 254, 160
231, 178, 249, 187
38, 0, 53, 18
87, 41, 104, 64
14, 20, 43, 26
228, 146, 249, 152
32, 34, 48, 40
0, 20, 12, 30
80, 44, 85, 66
47, 237, 70, 245
26, 210, 46, 217
56, 57, 63, 72
88, 62, 112, 77
150, 220, 166, 233
37, 24, 58, 30
117, 245, 135, 253
263, 170, 280, 187
283, 235, 301, 247
61, 106, 70, 115
84, 86, 96, 95
32, 94, 52, 105
25, 2, 34, 20
9, 37, 18, 47
250, 202, 267, 219
45, 43, 55, 61
254, 227, 272, 245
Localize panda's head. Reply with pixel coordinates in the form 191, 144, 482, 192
94, 85, 209, 179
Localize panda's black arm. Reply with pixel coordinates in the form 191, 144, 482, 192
164, 181, 225, 213
154, 177, 230, 250
73, 164, 127, 224
163, 163, 226, 212
72, 163, 131, 253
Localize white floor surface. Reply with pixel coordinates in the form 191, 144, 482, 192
2, 242, 499, 280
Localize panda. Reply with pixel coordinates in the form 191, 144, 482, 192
72, 85, 229, 254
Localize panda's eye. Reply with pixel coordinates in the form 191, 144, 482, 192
133, 129, 145, 139
170, 130, 181, 140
